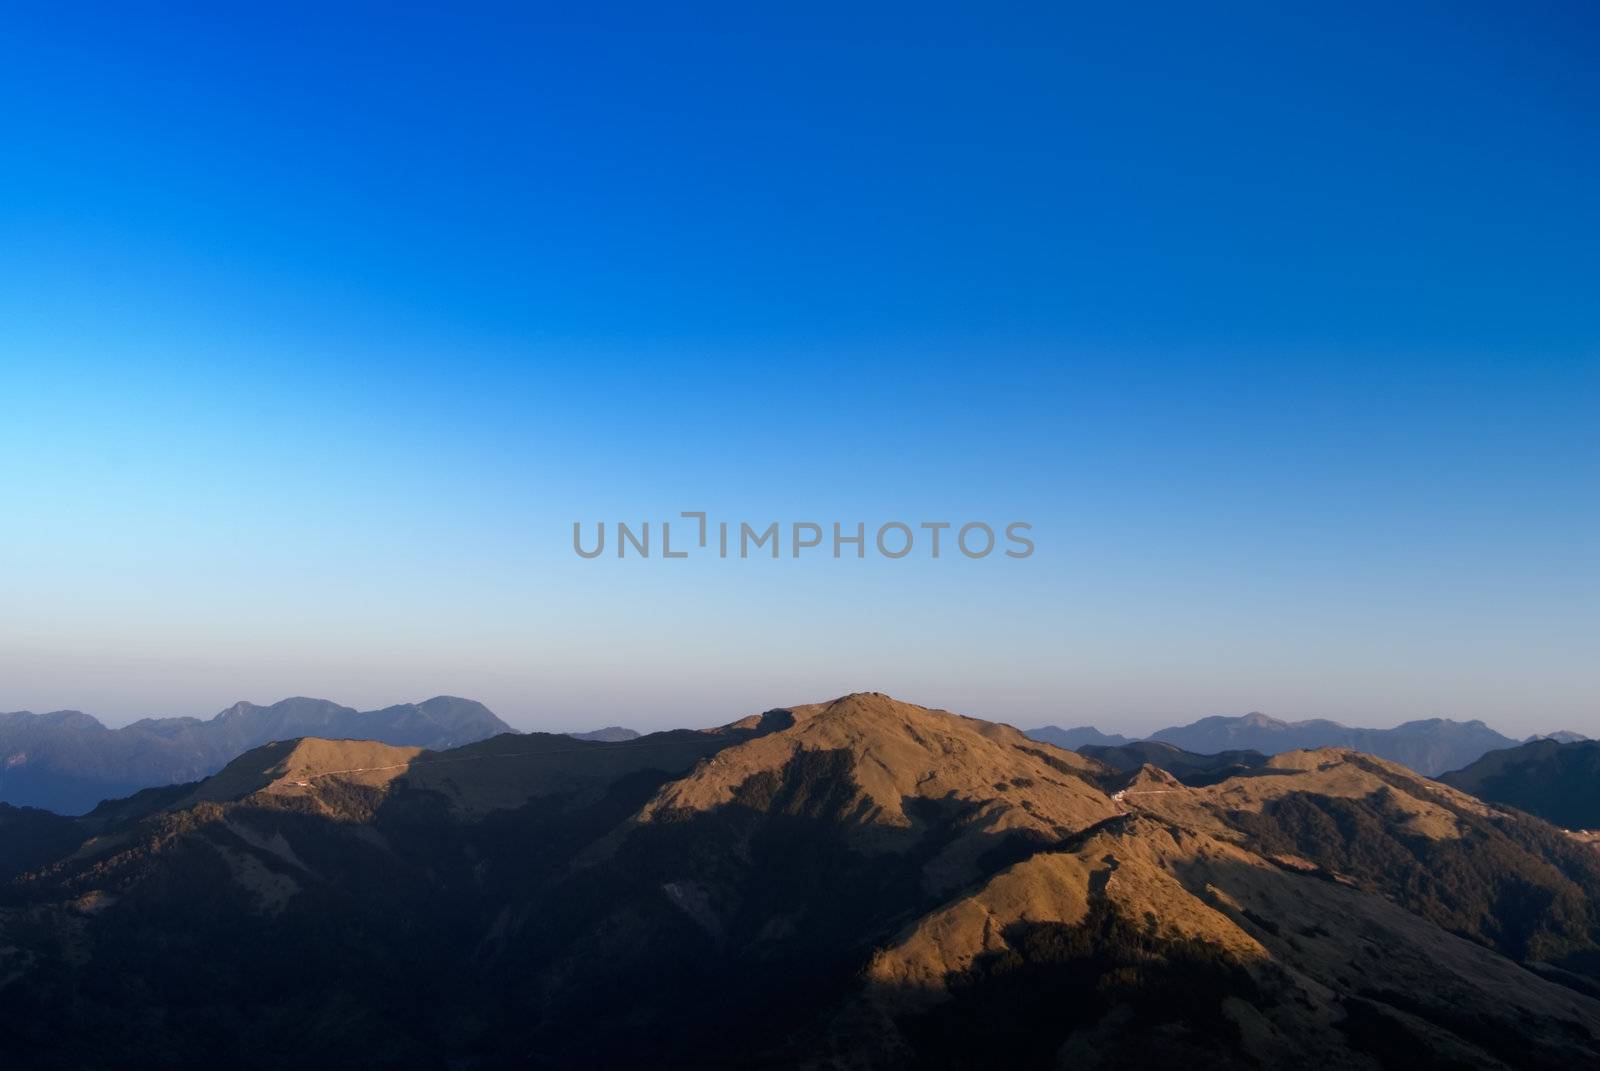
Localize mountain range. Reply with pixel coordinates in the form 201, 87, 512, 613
4, 691, 1600, 1068
1027, 710, 1525, 776
0, 696, 512, 814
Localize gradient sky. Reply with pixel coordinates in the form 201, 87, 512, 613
2, 3, 1596, 735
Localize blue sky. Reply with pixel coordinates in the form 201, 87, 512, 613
2, 3, 1596, 734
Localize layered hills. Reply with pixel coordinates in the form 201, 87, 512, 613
2, 692, 1599, 1068
0, 696, 512, 814
1076, 739, 1269, 786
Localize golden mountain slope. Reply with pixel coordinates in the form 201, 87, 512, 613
179, 737, 424, 806
852, 813, 1598, 1068
1116, 746, 1493, 840
836, 745, 1600, 1068
625, 692, 1121, 890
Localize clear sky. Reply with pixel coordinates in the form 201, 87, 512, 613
2, 3, 1596, 735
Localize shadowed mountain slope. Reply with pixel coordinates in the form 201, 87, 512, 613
3, 694, 1599, 1069
0, 803, 85, 881
1441, 738, 1600, 830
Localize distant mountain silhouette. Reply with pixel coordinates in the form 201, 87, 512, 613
1144, 712, 1518, 776
4, 692, 1600, 1068
566, 726, 642, 742
1077, 740, 1270, 787
1441, 739, 1600, 829
1527, 730, 1589, 744
1023, 725, 1134, 749
0, 696, 512, 814
1023, 712, 1524, 776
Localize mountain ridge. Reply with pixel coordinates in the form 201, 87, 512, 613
5, 692, 1600, 1067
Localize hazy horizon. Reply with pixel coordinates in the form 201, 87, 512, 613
2, 687, 1587, 742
